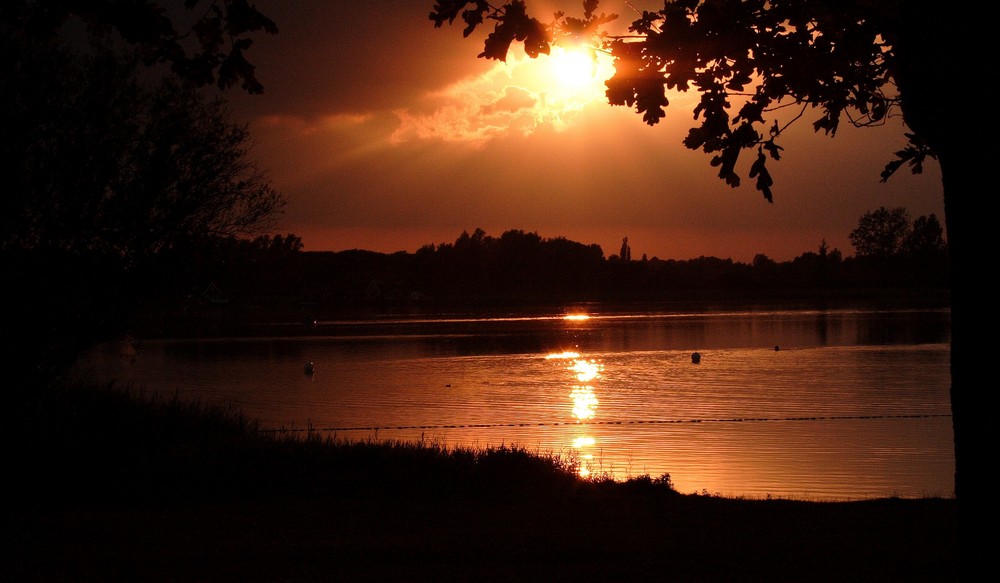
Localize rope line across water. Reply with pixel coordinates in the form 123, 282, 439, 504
263, 413, 952, 434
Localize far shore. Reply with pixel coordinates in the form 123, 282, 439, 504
128, 288, 952, 341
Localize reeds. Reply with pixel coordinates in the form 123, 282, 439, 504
11, 380, 678, 508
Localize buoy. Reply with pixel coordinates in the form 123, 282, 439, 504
304, 362, 315, 374
774, 345, 780, 351
691, 352, 701, 364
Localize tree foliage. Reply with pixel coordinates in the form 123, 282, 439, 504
414, 228, 606, 298
904, 213, 947, 257
848, 207, 947, 260
1, 45, 283, 260
1, 2, 283, 384
1, 0, 277, 93
848, 207, 912, 259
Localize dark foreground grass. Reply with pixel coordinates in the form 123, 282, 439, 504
6, 382, 958, 582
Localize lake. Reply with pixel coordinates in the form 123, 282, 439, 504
73, 303, 955, 501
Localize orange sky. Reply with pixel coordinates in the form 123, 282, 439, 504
225, 0, 945, 263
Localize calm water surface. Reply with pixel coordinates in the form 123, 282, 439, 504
74, 306, 954, 501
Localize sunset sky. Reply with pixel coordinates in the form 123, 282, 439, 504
225, 0, 945, 263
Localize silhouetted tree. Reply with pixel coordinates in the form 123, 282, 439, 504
431, 0, 993, 558
1, 0, 277, 93
903, 214, 947, 258
752, 253, 777, 270
847, 208, 948, 287
849, 207, 912, 259
899, 213, 949, 288
2, 7, 283, 385
619, 237, 632, 262
817, 239, 842, 264
788, 240, 844, 289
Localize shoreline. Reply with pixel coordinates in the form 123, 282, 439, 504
9, 381, 958, 581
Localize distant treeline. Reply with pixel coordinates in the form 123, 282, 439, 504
142, 222, 949, 323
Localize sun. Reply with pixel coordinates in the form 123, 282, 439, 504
537, 45, 613, 98
550, 47, 602, 89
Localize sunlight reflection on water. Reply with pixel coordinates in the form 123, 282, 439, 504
73, 307, 953, 500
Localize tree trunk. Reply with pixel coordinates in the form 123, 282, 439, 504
937, 142, 996, 569
893, 3, 999, 576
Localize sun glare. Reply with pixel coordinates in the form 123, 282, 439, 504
535, 45, 613, 100
551, 47, 600, 89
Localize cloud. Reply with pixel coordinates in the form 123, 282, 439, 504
480, 85, 537, 116
389, 49, 616, 145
